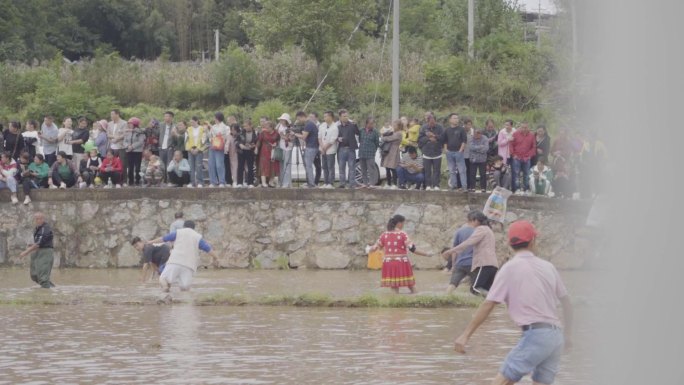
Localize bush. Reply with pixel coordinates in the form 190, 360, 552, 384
210, 45, 260, 106
251, 99, 290, 123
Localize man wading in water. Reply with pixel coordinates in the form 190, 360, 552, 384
453, 220, 573, 385
18, 212, 56, 288
148, 220, 218, 293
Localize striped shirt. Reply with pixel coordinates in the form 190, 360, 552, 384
399, 154, 423, 174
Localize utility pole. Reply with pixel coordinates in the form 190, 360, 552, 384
391, 0, 400, 121
537, 0, 542, 49
571, 0, 578, 75
468, 0, 474, 59
214, 29, 220, 61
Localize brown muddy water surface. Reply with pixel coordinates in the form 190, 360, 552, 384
0, 269, 595, 384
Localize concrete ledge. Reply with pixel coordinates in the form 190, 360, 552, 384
0, 187, 590, 214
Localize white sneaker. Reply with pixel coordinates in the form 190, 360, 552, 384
23, 196, 31, 205
187, 184, 194, 188
219, 184, 226, 188
390, 185, 398, 190
103, 184, 112, 189
426, 187, 432, 191
49, 184, 57, 189
433, 187, 441, 191
247, 184, 254, 188
232, 183, 238, 188
122, 183, 128, 187
10, 195, 18, 204
79, 182, 87, 189
197, 184, 203, 188
59, 182, 67, 189
89, 184, 95, 189
167, 183, 175, 187
115, 184, 122, 188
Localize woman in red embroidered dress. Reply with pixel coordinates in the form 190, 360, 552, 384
369, 214, 429, 293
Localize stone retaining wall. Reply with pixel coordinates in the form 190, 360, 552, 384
0, 189, 591, 269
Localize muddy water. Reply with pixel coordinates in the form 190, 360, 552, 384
0, 269, 594, 384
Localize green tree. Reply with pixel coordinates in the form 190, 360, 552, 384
243, 0, 377, 80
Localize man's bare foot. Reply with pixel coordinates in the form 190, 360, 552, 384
160, 278, 170, 293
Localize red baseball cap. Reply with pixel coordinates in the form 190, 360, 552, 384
508, 220, 538, 246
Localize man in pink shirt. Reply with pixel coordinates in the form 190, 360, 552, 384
510, 122, 537, 195
453, 220, 573, 385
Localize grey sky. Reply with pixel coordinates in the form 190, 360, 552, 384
518, 0, 557, 14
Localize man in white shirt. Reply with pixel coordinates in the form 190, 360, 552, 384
159, 111, 176, 183
317, 111, 338, 188
149, 221, 218, 293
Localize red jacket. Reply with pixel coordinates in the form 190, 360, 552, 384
99, 156, 123, 173
511, 130, 536, 161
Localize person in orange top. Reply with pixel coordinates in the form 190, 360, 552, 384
99, 149, 123, 188
369, 214, 429, 294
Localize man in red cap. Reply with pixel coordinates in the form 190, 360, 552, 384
453, 220, 573, 385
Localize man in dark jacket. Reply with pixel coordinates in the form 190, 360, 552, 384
19, 212, 56, 288
417, 113, 445, 190
336, 109, 360, 189
132, 236, 171, 282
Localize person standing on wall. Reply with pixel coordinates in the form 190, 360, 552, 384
443, 113, 468, 191
40, 115, 59, 166
18, 212, 56, 289
71, 117, 90, 168
418, 112, 445, 191
510, 122, 537, 195
309, 112, 322, 186
468, 129, 490, 193
107, 109, 128, 184
208, 112, 228, 187
336, 109, 359, 189
158, 111, 176, 183
123, 117, 145, 187
318, 111, 339, 189
453, 220, 573, 385
294, 111, 319, 188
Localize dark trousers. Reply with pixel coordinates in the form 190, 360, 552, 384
45, 153, 57, 167
51, 169, 76, 187
22, 177, 48, 195
237, 151, 255, 186
169, 171, 190, 187
81, 170, 98, 186
386, 168, 397, 186
468, 161, 487, 191
30, 249, 54, 288
159, 148, 174, 182
115, 149, 128, 182
423, 157, 442, 188
101, 171, 122, 185
224, 154, 234, 185
100, 171, 123, 185
126, 152, 143, 185
314, 152, 321, 185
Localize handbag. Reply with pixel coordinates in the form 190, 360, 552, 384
271, 146, 284, 162
367, 250, 384, 270
211, 133, 225, 151
380, 140, 392, 155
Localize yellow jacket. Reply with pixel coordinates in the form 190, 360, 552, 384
185, 125, 207, 152
401, 124, 420, 147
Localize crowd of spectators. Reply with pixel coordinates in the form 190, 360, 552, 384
0, 109, 606, 204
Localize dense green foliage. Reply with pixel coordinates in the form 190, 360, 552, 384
0, 0, 570, 128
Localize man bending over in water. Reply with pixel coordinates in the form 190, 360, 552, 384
148, 221, 219, 292
131, 236, 170, 283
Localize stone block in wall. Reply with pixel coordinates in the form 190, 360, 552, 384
117, 242, 140, 267
314, 246, 351, 269
220, 239, 251, 268
394, 204, 422, 223
255, 249, 285, 269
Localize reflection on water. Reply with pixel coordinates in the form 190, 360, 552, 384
0, 269, 593, 384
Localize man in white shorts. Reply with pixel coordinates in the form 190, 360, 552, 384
453, 220, 573, 385
148, 220, 218, 292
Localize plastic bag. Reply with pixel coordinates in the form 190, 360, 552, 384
367, 250, 384, 270
483, 186, 512, 223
